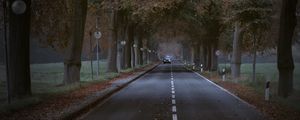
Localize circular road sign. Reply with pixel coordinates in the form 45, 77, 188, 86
94, 31, 102, 39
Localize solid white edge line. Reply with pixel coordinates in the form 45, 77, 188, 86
191, 70, 256, 109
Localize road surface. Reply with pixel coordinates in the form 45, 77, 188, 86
80, 62, 264, 120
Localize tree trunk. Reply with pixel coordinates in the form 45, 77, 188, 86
200, 44, 204, 66
125, 22, 134, 69
7, 0, 31, 100
63, 0, 87, 84
231, 22, 243, 79
143, 39, 148, 64
191, 45, 195, 64
137, 32, 143, 65
107, 10, 118, 73
118, 22, 126, 70
207, 43, 212, 71
194, 43, 200, 67
132, 45, 136, 68
211, 42, 218, 71
277, 0, 297, 98
252, 35, 257, 82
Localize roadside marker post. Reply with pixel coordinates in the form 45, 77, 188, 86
200, 64, 203, 72
222, 68, 226, 81
265, 80, 270, 101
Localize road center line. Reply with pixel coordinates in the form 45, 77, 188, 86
171, 64, 178, 120
173, 114, 178, 120
172, 106, 177, 112
172, 99, 176, 104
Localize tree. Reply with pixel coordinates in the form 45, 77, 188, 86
31, 0, 88, 84
236, 0, 272, 82
231, 22, 244, 79
228, 0, 273, 80
194, 0, 223, 71
277, 0, 297, 98
125, 21, 134, 68
7, 0, 31, 100
63, 0, 88, 84
107, 9, 119, 72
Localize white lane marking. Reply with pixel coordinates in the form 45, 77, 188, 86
172, 106, 177, 112
191, 70, 256, 109
171, 64, 178, 120
172, 99, 176, 104
172, 114, 178, 120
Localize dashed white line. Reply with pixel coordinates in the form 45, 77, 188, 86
172, 95, 175, 99
171, 64, 178, 120
172, 114, 178, 120
172, 106, 177, 112
172, 99, 176, 104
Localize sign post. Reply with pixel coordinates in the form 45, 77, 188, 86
265, 80, 270, 101
94, 31, 101, 79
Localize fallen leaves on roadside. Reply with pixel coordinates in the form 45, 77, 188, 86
207, 75, 300, 120
2, 64, 156, 120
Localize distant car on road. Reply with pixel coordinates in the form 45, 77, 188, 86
163, 58, 171, 64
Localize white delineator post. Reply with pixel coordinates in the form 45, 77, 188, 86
222, 68, 226, 81
265, 80, 270, 101
200, 64, 203, 72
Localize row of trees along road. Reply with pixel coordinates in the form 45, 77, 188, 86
3, 0, 298, 101
4, 0, 181, 101
168, 0, 297, 98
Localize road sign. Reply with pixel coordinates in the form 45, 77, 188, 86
215, 50, 221, 56
94, 31, 102, 39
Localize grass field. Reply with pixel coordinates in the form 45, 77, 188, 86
219, 63, 300, 110
0, 60, 121, 103
219, 63, 300, 90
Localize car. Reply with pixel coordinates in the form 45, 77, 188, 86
163, 58, 171, 64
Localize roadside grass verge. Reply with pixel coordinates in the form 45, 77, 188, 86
216, 63, 300, 111
0, 60, 124, 113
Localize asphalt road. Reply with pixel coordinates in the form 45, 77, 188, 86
81, 62, 264, 120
